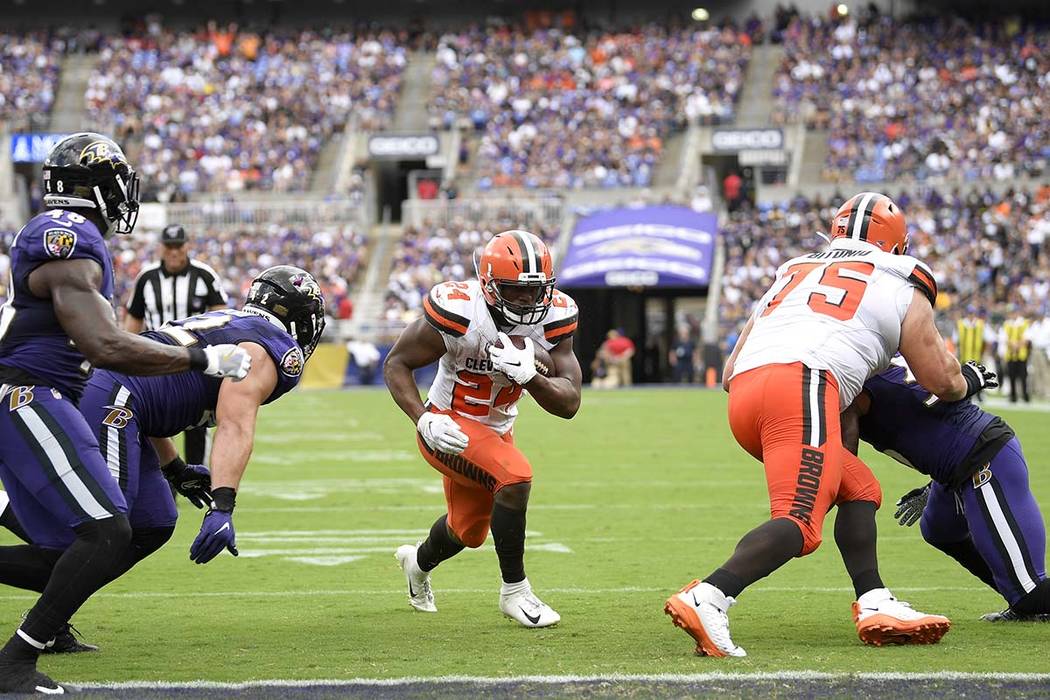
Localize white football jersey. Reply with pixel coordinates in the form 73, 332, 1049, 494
423, 279, 579, 434
731, 238, 938, 407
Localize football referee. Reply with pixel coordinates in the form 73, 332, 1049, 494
124, 224, 229, 464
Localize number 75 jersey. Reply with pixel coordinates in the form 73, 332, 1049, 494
423, 280, 578, 435
731, 239, 937, 408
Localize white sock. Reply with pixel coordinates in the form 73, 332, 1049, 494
501, 577, 530, 597
857, 587, 894, 608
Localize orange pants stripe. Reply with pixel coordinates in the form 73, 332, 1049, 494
728, 362, 881, 555
417, 409, 532, 548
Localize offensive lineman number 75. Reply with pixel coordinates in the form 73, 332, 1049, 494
760, 261, 875, 322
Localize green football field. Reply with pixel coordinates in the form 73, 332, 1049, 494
4, 388, 1049, 685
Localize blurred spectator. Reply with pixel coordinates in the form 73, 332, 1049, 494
347, 339, 381, 385
86, 26, 407, 201
0, 32, 64, 131
773, 13, 1049, 183
430, 23, 750, 190
599, 329, 636, 387
668, 326, 698, 383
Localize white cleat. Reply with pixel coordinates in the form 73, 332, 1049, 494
395, 543, 436, 613
852, 588, 951, 645
499, 580, 560, 628
664, 580, 746, 657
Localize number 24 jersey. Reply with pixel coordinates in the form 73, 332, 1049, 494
731, 238, 937, 408
423, 280, 578, 435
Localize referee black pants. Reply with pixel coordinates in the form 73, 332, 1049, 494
1008, 360, 1030, 404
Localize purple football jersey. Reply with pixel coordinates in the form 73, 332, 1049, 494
0, 210, 114, 399
88, 310, 302, 437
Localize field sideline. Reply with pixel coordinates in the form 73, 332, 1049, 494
2, 388, 1048, 687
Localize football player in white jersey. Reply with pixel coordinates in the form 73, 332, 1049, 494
384, 230, 581, 628
665, 193, 997, 656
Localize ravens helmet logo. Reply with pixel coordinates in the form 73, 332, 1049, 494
79, 140, 126, 168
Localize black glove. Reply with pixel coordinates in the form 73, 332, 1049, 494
161, 457, 214, 510
961, 361, 998, 399
893, 482, 931, 527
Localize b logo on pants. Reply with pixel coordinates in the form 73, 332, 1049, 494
8, 387, 34, 412
972, 464, 992, 489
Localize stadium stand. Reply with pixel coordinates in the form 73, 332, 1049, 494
0, 32, 65, 131
105, 225, 368, 318
85, 26, 407, 201
429, 23, 753, 190
773, 12, 1049, 183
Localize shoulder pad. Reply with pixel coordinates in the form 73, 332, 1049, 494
543, 290, 579, 343
423, 282, 473, 338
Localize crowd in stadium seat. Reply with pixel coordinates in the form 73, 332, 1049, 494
104, 225, 368, 319
429, 23, 752, 190
773, 12, 1049, 183
719, 186, 1050, 353
86, 25, 407, 202
384, 220, 560, 324
0, 32, 66, 132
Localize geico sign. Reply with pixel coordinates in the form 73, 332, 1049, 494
368, 134, 440, 158
711, 129, 784, 152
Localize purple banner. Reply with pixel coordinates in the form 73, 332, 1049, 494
559, 206, 717, 288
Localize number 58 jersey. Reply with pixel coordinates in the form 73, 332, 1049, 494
731, 238, 937, 408
423, 280, 578, 435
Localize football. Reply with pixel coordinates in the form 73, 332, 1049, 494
495, 335, 553, 378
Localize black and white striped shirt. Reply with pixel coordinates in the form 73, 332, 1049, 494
126, 259, 228, 330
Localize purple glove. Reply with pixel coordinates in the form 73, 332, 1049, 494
190, 488, 238, 564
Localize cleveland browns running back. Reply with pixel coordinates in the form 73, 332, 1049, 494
384, 229, 581, 628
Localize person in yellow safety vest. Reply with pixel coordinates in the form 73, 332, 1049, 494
1000, 311, 1032, 403
954, 308, 995, 401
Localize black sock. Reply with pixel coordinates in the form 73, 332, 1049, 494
930, 537, 997, 591
708, 517, 804, 597
834, 501, 886, 598
20, 516, 131, 645
416, 515, 464, 572
0, 634, 38, 664
491, 503, 526, 585
1012, 579, 1050, 615
0, 545, 62, 593
0, 506, 31, 544
703, 568, 746, 599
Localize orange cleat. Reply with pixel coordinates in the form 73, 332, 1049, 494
664, 580, 746, 657
852, 590, 951, 646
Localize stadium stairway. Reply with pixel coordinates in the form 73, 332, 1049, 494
344, 222, 402, 342
310, 129, 349, 193
49, 53, 100, 133
392, 50, 437, 132
734, 43, 784, 127
651, 130, 688, 188
799, 129, 830, 185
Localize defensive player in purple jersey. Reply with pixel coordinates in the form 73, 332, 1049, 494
0, 133, 252, 694
841, 358, 1049, 622
0, 266, 325, 652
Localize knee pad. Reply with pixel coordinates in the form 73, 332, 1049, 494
131, 526, 175, 560
493, 480, 531, 510
74, 514, 133, 550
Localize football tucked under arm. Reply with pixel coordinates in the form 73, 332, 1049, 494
494, 335, 553, 378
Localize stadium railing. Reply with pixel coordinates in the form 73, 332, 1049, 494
401, 192, 565, 232
138, 198, 369, 231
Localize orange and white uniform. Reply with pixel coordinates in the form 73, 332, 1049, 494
419, 279, 578, 546
728, 237, 937, 554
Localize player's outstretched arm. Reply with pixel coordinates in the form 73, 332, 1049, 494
899, 289, 968, 402
189, 343, 275, 565
383, 318, 447, 424
521, 336, 582, 419
33, 259, 248, 378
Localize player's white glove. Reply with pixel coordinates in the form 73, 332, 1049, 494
417, 412, 469, 455
202, 344, 252, 381
488, 332, 537, 385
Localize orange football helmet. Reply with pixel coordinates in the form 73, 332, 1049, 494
475, 230, 555, 325
830, 192, 908, 255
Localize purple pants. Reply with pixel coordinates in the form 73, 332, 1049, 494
0, 384, 126, 549
921, 438, 1047, 605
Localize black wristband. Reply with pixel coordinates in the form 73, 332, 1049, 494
212, 487, 236, 513
962, 364, 982, 398
161, 456, 187, 478
188, 348, 208, 372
